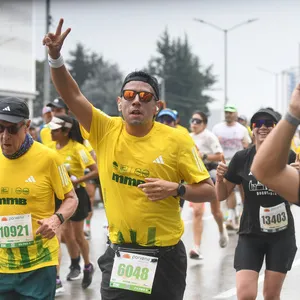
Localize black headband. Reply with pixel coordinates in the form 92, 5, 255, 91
120, 75, 160, 100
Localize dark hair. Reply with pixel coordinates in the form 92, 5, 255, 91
192, 111, 208, 125
120, 71, 160, 100
57, 115, 84, 144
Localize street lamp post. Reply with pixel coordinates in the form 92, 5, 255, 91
258, 66, 300, 113
43, 0, 51, 106
194, 18, 258, 106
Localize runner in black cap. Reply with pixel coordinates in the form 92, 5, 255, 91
0, 97, 78, 300
216, 108, 297, 300
47, 97, 69, 115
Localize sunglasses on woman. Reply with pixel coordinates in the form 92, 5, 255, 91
252, 119, 277, 129
122, 90, 157, 103
0, 123, 25, 135
157, 115, 175, 124
190, 118, 203, 125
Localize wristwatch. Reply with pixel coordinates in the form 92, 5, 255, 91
202, 154, 208, 161
176, 183, 186, 197
55, 212, 64, 224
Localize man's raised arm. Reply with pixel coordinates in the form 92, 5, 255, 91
43, 18, 92, 131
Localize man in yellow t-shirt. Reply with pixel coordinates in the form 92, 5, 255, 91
46, 20, 215, 300
39, 97, 69, 147
0, 97, 78, 299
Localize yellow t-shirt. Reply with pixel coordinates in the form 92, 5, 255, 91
83, 139, 94, 153
81, 107, 210, 246
41, 123, 94, 154
247, 126, 253, 138
48, 140, 95, 188
39, 125, 54, 147
176, 124, 189, 134
0, 142, 73, 273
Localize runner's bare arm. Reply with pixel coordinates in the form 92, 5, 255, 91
56, 189, 78, 220
206, 153, 222, 162
184, 178, 216, 203
138, 178, 215, 203
36, 189, 78, 238
251, 120, 299, 204
251, 83, 300, 204
43, 18, 92, 131
215, 179, 236, 202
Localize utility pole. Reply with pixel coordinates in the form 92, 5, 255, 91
43, 0, 51, 106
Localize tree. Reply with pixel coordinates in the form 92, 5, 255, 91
35, 43, 122, 118
81, 56, 123, 115
34, 60, 58, 118
145, 30, 216, 127
66, 43, 95, 89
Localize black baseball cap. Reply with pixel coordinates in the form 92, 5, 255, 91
120, 71, 160, 100
250, 108, 280, 126
47, 97, 68, 110
0, 97, 30, 123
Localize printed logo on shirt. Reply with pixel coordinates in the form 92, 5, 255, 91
25, 176, 36, 183
249, 179, 276, 196
112, 173, 145, 187
0, 198, 27, 205
153, 155, 164, 164
112, 161, 150, 178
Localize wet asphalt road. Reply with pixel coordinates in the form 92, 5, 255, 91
57, 198, 300, 300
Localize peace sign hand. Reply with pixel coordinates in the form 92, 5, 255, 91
42, 18, 71, 59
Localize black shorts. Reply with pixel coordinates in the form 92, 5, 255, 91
234, 233, 297, 274
98, 240, 187, 300
55, 186, 91, 222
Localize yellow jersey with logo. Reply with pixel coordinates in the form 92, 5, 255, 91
0, 142, 73, 273
48, 140, 95, 188
81, 106, 210, 246
176, 124, 189, 134
41, 123, 95, 154
83, 139, 94, 153
39, 125, 53, 147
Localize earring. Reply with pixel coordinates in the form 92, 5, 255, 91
156, 107, 159, 112
118, 104, 122, 110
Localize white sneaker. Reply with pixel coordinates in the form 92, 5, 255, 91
189, 248, 204, 260
55, 279, 65, 297
219, 224, 229, 248
225, 220, 239, 231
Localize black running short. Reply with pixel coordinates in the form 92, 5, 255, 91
55, 186, 91, 222
98, 240, 187, 300
234, 233, 297, 274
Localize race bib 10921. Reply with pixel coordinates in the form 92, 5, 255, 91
0, 214, 34, 248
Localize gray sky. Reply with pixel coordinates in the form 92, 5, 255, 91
34, 0, 300, 119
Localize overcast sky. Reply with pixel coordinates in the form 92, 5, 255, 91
34, 0, 300, 119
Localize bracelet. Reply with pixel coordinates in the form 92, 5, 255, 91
284, 111, 300, 127
48, 54, 64, 68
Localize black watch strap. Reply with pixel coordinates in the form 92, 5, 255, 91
176, 183, 186, 197
55, 212, 64, 224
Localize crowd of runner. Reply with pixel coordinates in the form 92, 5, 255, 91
1, 18, 300, 300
